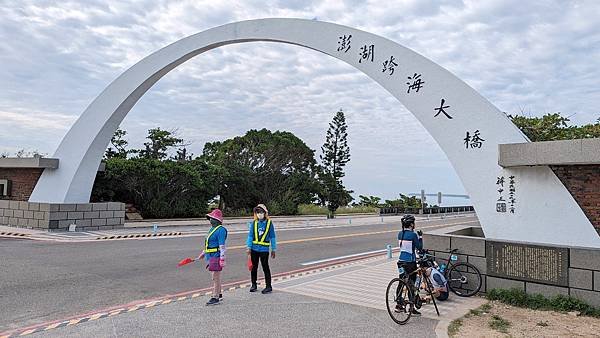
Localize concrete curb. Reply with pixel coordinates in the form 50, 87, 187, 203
95, 232, 183, 240
0, 231, 29, 238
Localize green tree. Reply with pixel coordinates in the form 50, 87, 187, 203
357, 195, 382, 207
200, 129, 321, 215
105, 128, 130, 159
320, 109, 353, 218
509, 113, 600, 141
91, 157, 216, 218
384, 194, 423, 208
172, 147, 193, 162
320, 109, 351, 179
136, 128, 185, 160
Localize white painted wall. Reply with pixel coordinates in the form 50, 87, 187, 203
29, 18, 600, 248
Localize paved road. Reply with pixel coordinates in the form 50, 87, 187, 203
0, 215, 478, 332
32, 288, 439, 338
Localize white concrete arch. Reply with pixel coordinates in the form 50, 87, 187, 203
30, 18, 600, 247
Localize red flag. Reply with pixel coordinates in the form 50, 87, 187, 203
247, 257, 253, 271
178, 257, 195, 267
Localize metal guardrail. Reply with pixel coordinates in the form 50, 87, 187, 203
379, 205, 474, 215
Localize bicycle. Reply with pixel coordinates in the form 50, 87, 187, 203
386, 254, 440, 325
434, 248, 482, 297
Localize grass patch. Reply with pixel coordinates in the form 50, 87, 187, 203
447, 318, 463, 337
297, 204, 378, 215
489, 315, 511, 333
467, 302, 492, 317
487, 288, 600, 317
537, 321, 549, 327
469, 308, 483, 316
480, 303, 492, 312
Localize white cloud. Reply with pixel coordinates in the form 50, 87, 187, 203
1, 0, 600, 200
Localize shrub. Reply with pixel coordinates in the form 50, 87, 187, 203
487, 288, 600, 317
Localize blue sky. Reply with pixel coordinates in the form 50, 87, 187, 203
1, 1, 599, 202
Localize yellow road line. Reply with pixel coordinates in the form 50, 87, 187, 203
108, 309, 124, 317
19, 329, 37, 336
44, 323, 63, 330
127, 306, 140, 312
89, 313, 105, 321
67, 319, 81, 326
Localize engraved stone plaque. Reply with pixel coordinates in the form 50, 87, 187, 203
486, 241, 568, 286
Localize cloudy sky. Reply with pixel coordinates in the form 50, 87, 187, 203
1, 0, 599, 203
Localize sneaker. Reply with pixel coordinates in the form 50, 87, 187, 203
394, 304, 406, 313
261, 286, 273, 294
219, 294, 223, 301
205, 297, 220, 306
411, 309, 421, 316
415, 297, 422, 309
249, 284, 258, 292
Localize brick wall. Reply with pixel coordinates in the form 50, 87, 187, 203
0, 168, 44, 201
551, 165, 600, 230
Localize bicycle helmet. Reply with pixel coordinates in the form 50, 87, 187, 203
401, 214, 416, 228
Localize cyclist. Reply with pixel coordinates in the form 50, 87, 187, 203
396, 214, 423, 315
424, 266, 449, 301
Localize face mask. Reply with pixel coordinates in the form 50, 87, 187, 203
210, 218, 221, 227
257, 212, 265, 220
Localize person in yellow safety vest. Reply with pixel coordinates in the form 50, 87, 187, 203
197, 209, 228, 306
246, 204, 277, 294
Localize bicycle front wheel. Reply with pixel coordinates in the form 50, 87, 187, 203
386, 278, 413, 325
446, 262, 482, 297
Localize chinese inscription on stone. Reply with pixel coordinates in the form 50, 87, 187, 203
508, 175, 516, 213
496, 176, 506, 213
487, 241, 568, 286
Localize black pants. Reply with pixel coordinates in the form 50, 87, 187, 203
251, 250, 271, 287
398, 261, 418, 285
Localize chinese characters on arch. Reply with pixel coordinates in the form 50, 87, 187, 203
335, 34, 429, 94
335, 34, 493, 147
496, 175, 517, 213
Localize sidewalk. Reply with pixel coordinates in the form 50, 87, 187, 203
12, 256, 484, 338
30, 288, 438, 338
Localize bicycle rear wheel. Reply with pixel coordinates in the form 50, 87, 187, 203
386, 278, 413, 325
446, 262, 482, 297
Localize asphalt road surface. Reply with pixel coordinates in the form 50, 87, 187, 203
0, 215, 478, 332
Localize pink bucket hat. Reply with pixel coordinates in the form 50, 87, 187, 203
206, 209, 224, 223
254, 204, 269, 215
